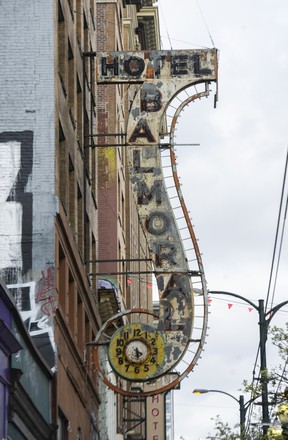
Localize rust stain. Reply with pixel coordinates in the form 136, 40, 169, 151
92, 49, 218, 396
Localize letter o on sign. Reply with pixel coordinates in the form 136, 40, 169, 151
152, 408, 160, 417
124, 56, 145, 76
146, 212, 170, 235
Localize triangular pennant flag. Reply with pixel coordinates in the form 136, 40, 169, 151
248, 307, 253, 312
146, 283, 152, 288
228, 303, 233, 309
208, 299, 212, 304
127, 279, 133, 285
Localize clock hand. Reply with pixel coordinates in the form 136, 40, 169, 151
135, 347, 143, 358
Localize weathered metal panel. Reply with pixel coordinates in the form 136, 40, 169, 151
128, 144, 194, 376
97, 49, 217, 83
126, 49, 217, 377
96, 49, 218, 388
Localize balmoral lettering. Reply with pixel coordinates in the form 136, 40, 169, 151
146, 212, 170, 235
153, 243, 177, 267
129, 118, 156, 143
135, 180, 162, 206
133, 150, 154, 173
94, 49, 218, 394
141, 84, 162, 113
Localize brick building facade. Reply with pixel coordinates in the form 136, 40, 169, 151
0, 0, 160, 438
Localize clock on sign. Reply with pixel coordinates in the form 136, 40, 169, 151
108, 322, 165, 381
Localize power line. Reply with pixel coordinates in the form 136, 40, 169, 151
195, 0, 216, 48
158, 1, 173, 50
267, 147, 288, 310
246, 147, 288, 432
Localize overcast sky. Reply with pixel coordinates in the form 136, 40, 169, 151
157, 0, 288, 438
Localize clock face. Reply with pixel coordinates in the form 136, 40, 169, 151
108, 323, 165, 381
125, 339, 149, 363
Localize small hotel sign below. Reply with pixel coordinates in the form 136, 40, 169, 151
146, 394, 165, 440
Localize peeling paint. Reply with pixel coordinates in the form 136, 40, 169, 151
94, 49, 218, 394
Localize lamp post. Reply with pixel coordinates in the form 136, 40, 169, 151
193, 388, 258, 439
208, 290, 288, 435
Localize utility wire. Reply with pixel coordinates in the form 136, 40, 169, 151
269, 197, 288, 309
160, 35, 210, 50
158, 1, 173, 50
267, 147, 288, 309
246, 147, 288, 432
265, 149, 288, 310
159, 0, 215, 50
195, 0, 216, 47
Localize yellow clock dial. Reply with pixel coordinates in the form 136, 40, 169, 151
108, 322, 165, 381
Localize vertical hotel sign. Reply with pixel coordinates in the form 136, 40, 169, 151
146, 394, 165, 440
97, 51, 218, 380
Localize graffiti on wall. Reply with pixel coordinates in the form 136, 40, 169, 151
36, 268, 57, 317
0, 131, 33, 283
0, 131, 56, 368
9, 274, 56, 369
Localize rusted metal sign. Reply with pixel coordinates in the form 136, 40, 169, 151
97, 49, 217, 83
97, 49, 217, 145
146, 393, 165, 440
94, 49, 218, 394
97, 50, 217, 146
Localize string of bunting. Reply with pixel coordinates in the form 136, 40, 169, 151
208, 297, 254, 312
124, 278, 288, 316
208, 298, 288, 316
126, 276, 153, 289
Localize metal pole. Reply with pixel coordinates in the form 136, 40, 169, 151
209, 391, 249, 438
258, 299, 270, 435
193, 389, 255, 438
193, 388, 247, 440
209, 290, 288, 436
239, 395, 246, 439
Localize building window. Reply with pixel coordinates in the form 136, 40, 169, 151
84, 211, 90, 264
59, 122, 68, 212
77, 292, 84, 350
58, 243, 66, 314
91, 233, 96, 291
57, 408, 69, 440
68, 39, 75, 118
58, 2, 67, 95
77, 76, 83, 150
69, 155, 75, 230
77, 185, 83, 255
69, 270, 76, 335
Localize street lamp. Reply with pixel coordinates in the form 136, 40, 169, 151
209, 290, 288, 435
193, 388, 258, 439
